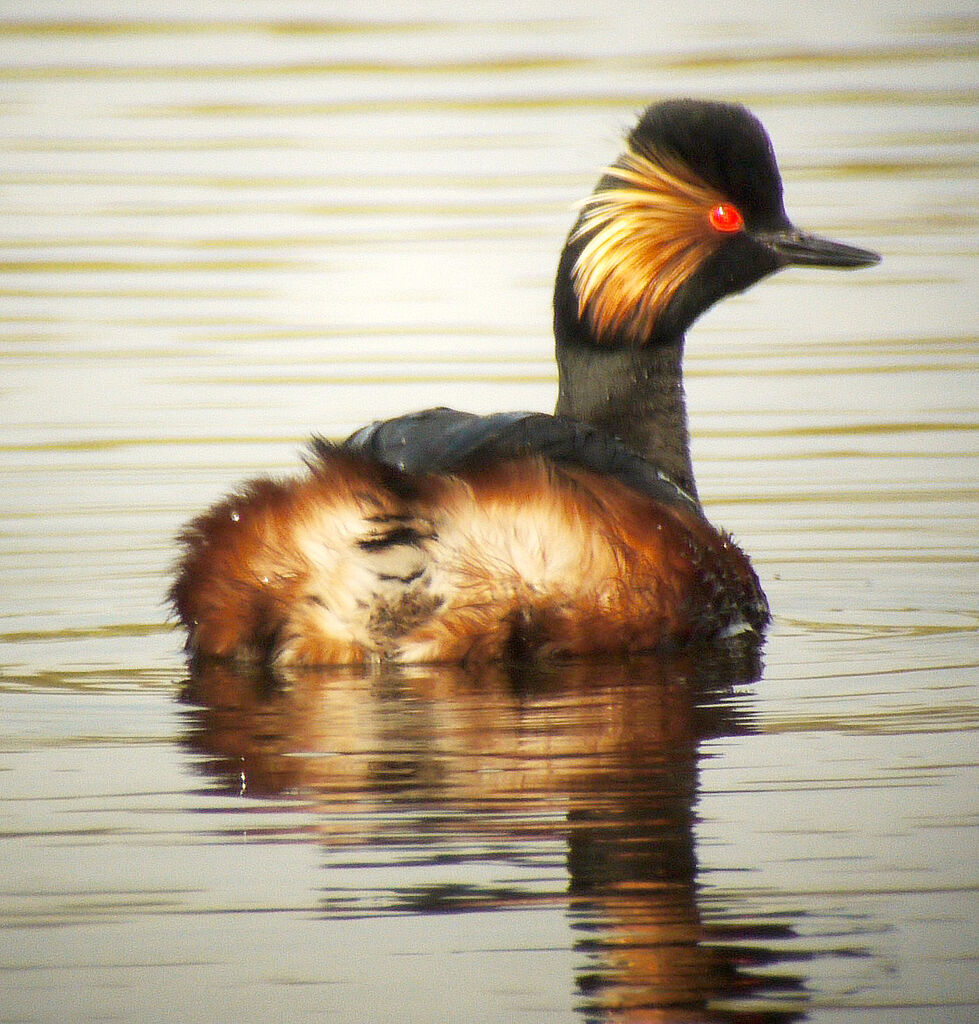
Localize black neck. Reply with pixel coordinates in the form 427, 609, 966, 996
554, 336, 697, 501
551, 222, 711, 502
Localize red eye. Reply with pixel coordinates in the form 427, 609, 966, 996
708, 203, 744, 233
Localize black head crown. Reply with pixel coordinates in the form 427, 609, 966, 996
556, 99, 880, 349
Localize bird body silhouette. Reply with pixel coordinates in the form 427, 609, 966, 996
171, 99, 879, 668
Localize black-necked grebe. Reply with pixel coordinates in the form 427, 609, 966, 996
171, 99, 879, 667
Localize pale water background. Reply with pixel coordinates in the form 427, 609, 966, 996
1, 2, 977, 1021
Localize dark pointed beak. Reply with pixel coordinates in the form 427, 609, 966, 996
756, 228, 881, 269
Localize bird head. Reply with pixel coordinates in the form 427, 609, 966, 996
563, 99, 880, 348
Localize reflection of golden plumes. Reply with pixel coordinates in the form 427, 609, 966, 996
572, 147, 728, 345
180, 645, 805, 1016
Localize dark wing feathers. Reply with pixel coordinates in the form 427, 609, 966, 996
340, 407, 702, 516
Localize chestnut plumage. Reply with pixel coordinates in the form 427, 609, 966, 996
171, 99, 879, 667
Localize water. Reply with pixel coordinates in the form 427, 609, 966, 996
1, 2, 977, 1021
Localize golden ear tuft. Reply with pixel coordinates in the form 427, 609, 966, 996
572, 146, 731, 345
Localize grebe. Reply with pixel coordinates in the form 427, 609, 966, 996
171, 99, 879, 667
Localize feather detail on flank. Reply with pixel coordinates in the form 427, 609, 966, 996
571, 145, 732, 345
170, 442, 766, 668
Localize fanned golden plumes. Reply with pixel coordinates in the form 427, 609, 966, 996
571, 146, 730, 345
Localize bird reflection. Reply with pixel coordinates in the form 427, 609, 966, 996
179, 639, 807, 1021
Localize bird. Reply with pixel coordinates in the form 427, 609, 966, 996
170, 98, 880, 669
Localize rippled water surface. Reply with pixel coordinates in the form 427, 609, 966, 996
2, 2, 977, 1021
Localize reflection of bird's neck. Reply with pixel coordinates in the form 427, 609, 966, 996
554, 332, 696, 500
